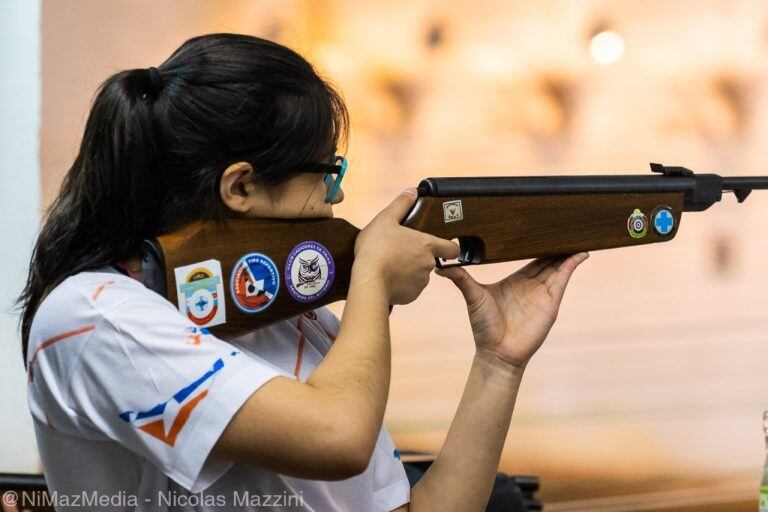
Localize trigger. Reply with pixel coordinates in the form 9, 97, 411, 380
436, 236, 485, 268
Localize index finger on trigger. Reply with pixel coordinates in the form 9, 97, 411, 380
430, 237, 460, 260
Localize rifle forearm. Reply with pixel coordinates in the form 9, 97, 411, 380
403, 191, 683, 265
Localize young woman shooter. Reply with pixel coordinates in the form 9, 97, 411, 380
18, 33, 588, 511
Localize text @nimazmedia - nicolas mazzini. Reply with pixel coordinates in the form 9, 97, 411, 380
11, 489, 305, 508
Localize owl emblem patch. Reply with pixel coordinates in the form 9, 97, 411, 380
285, 241, 335, 303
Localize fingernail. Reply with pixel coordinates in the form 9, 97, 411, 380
403, 187, 418, 197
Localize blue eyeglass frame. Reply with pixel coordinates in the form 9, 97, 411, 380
300, 155, 347, 203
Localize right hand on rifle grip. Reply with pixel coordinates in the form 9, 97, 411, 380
354, 188, 460, 305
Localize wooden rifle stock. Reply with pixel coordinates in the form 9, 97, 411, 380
143, 218, 360, 337
142, 164, 768, 337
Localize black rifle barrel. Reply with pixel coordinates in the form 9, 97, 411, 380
722, 177, 768, 191
419, 174, 768, 197
418, 175, 695, 197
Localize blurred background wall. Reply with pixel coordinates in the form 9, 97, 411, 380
4, 0, 768, 509
0, 0, 41, 474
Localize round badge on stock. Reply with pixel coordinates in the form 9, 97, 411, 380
285, 241, 336, 303
652, 206, 675, 236
627, 208, 648, 239
230, 253, 280, 313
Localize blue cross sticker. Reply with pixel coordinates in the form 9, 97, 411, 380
653, 208, 674, 235
195, 296, 209, 311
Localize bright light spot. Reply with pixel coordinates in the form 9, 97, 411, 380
589, 30, 624, 65
473, 44, 508, 77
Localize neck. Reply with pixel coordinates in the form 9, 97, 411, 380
116, 256, 143, 281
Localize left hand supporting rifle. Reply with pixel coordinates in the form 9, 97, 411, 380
398, 254, 589, 512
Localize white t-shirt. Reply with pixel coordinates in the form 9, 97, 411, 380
27, 267, 410, 511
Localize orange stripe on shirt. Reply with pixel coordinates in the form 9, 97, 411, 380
28, 325, 96, 381
138, 389, 209, 447
294, 317, 306, 379
91, 280, 115, 301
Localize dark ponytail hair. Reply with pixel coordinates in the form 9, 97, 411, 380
18, 33, 348, 358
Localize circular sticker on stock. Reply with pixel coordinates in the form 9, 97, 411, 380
627, 208, 648, 239
652, 206, 675, 236
230, 253, 280, 313
285, 241, 336, 303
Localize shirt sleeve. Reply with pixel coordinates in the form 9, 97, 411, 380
67, 292, 290, 492
372, 426, 411, 512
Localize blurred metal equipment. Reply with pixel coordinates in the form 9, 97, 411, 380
401, 452, 541, 511
0, 473, 47, 491
0, 473, 51, 512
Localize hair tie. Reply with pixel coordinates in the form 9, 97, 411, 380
146, 66, 164, 94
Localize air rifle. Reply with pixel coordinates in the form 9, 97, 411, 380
140, 163, 768, 337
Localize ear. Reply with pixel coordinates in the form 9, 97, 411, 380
219, 162, 258, 213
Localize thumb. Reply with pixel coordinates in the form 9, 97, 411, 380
436, 266, 485, 307
379, 188, 419, 223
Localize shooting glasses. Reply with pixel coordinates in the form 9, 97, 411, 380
300, 155, 347, 203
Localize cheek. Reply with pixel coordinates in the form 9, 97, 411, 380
279, 174, 334, 218
312, 180, 328, 207
303, 179, 333, 214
